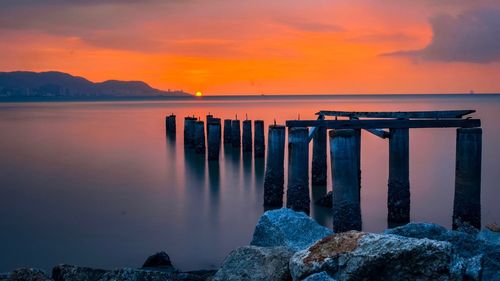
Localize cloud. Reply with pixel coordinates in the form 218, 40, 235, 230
383, 8, 500, 63
276, 17, 344, 33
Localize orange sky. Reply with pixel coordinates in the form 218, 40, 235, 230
1, 0, 500, 95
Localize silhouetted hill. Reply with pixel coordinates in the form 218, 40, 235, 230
0, 71, 191, 98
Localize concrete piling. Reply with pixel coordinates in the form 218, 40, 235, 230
388, 128, 410, 225
312, 126, 327, 186
207, 118, 221, 161
165, 114, 176, 135
184, 117, 197, 148
263, 125, 286, 207
194, 121, 206, 154
242, 120, 252, 153
231, 120, 241, 148
286, 127, 310, 214
254, 120, 265, 158
453, 128, 482, 230
223, 119, 232, 144
330, 129, 362, 232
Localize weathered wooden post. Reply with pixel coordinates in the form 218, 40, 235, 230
206, 114, 214, 137
194, 121, 206, 154
312, 125, 327, 185
286, 127, 310, 214
388, 127, 410, 225
184, 117, 197, 148
263, 125, 285, 207
207, 118, 221, 161
165, 114, 176, 135
231, 120, 241, 148
254, 120, 265, 158
330, 129, 362, 232
223, 119, 232, 144
453, 127, 482, 230
242, 120, 252, 153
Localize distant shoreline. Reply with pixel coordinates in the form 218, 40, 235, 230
1, 93, 499, 103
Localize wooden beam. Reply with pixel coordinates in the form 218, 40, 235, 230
350, 117, 390, 139
316, 110, 475, 119
286, 119, 481, 129
308, 127, 317, 142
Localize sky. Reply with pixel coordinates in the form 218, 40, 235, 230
1, 0, 500, 95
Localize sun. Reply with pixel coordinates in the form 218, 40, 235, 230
195, 91, 203, 97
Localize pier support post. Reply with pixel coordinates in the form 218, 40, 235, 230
330, 129, 362, 232
231, 120, 241, 148
254, 120, 265, 158
286, 127, 310, 214
207, 119, 221, 161
194, 121, 206, 154
184, 117, 197, 148
263, 125, 286, 207
388, 128, 410, 225
223, 119, 232, 144
166, 114, 176, 135
312, 125, 327, 185
243, 120, 252, 153
453, 128, 482, 230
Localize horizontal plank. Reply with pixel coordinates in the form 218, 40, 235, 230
316, 110, 475, 119
286, 119, 481, 129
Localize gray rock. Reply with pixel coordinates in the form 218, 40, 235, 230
314, 192, 332, 208
142, 251, 177, 273
302, 272, 336, 281
251, 208, 333, 251
212, 246, 293, 281
52, 264, 108, 281
3, 268, 52, 281
290, 231, 457, 281
385, 222, 500, 281
99, 268, 204, 281
478, 228, 500, 246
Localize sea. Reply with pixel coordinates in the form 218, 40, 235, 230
0, 94, 499, 272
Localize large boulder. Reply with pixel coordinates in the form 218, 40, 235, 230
212, 246, 294, 281
251, 208, 333, 251
290, 231, 457, 281
2, 268, 52, 281
142, 251, 174, 269
385, 223, 500, 281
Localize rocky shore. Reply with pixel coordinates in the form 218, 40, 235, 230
2, 208, 499, 281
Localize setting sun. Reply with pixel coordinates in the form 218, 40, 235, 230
195, 91, 203, 97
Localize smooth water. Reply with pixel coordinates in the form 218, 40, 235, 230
0, 95, 499, 272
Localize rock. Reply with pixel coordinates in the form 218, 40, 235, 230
184, 270, 217, 280
52, 264, 108, 281
302, 272, 336, 281
251, 208, 333, 251
212, 246, 293, 281
3, 268, 52, 281
142, 251, 175, 270
99, 268, 204, 281
385, 222, 500, 281
314, 192, 332, 208
478, 228, 500, 246
290, 231, 457, 281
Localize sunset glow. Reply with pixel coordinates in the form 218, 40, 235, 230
1, 1, 499, 94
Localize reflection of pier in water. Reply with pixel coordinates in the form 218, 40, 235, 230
165, 109, 482, 232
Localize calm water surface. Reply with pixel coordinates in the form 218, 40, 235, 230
0, 95, 499, 272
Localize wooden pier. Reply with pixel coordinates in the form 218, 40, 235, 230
166, 109, 482, 232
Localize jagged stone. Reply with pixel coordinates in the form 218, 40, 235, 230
212, 246, 293, 281
290, 231, 457, 281
251, 208, 333, 251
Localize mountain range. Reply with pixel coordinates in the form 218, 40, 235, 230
0, 71, 191, 98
